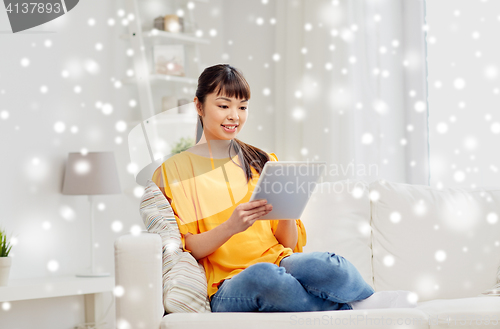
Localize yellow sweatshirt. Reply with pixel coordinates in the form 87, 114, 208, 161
152, 150, 307, 300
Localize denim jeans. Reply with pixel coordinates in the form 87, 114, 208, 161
209, 251, 375, 312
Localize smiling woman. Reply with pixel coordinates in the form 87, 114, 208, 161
192, 64, 272, 183
199, 93, 247, 136
153, 63, 383, 313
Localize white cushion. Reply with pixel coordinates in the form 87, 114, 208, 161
370, 179, 500, 302
161, 308, 430, 329
140, 179, 211, 313
416, 296, 500, 328
301, 179, 374, 289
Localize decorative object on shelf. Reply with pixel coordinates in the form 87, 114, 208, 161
154, 16, 165, 30
153, 44, 185, 76
171, 137, 195, 154
177, 98, 190, 113
153, 15, 184, 32
178, 17, 185, 33
62, 152, 122, 278
162, 95, 178, 113
164, 14, 182, 33
0, 226, 14, 286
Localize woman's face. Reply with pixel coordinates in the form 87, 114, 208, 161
195, 91, 249, 141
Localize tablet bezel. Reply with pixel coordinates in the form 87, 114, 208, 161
249, 161, 326, 220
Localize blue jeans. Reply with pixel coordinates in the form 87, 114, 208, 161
209, 251, 375, 312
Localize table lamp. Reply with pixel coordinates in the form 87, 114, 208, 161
62, 151, 122, 277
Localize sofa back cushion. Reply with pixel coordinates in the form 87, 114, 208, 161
370, 179, 500, 302
140, 179, 211, 313
301, 179, 374, 289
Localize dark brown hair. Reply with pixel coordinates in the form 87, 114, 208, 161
195, 64, 271, 183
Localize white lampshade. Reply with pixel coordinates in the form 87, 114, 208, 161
62, 152, 121, 195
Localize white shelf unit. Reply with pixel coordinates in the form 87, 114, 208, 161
122, 0, 210, 122
120, 28, 210, 45
0, 275, 115, 325
122, 0, 209, 170
123, 73, 198, 86
127, 111, 199, 127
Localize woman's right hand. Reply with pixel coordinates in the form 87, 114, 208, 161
225, 199, 273, 235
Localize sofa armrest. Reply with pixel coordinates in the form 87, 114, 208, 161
114, 232, 164, 329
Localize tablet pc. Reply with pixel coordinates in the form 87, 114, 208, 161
249, 161, 326, 220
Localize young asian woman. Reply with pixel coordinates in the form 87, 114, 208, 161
152, 64, 417, 312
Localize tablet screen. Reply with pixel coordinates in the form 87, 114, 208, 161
250, 161, 326, 220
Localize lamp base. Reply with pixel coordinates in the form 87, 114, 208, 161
76, 271, 111, 278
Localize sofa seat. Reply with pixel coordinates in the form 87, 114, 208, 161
415, 296, 500, 328
115, 179, 500, 329
160, 297, 500, 329
160, 308, 431, 329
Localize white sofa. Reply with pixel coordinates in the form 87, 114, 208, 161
115, 179, 500, 329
